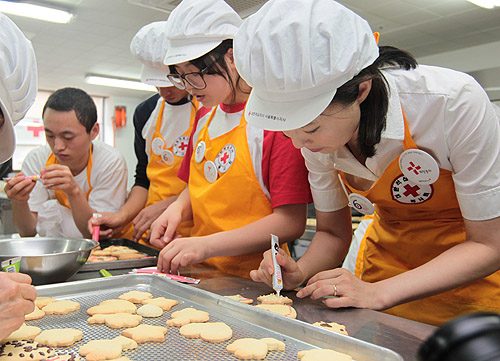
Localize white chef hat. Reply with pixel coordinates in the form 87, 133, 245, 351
130, 21, 172, 87
163, 0, 242, 66
0, 12, 38, 163
234, 0, 379, 131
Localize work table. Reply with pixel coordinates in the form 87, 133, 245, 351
70, 264, 436, 361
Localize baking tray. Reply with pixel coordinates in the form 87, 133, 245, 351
32, 274, 404, 361
80, 238, 158, 272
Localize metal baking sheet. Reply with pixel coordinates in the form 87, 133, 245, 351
32, 274, 404, 361
80, 238, 158, 272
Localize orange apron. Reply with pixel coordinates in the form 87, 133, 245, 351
46, 145, 93, 208
189, 107, 289, 279
340, 110, 500, 326
120, 99, 197, 244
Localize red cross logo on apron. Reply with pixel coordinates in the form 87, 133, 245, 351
391, 175, 433, 204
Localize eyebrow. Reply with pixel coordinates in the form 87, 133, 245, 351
44, 128, 76, 136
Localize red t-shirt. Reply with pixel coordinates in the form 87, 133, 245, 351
178, 103, 312, 208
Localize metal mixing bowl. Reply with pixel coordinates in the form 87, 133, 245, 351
0, 237, 98, 285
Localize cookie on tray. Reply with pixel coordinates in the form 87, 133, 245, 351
121, 324, 168, 343
34, 297, 56, 309
297, 348, 352, 361
137, 304, 163, 318
25, 306, 45, 321
78, 340, 123, 361
166, 308, 209, 327
179, 322, 232, 343
87, 255, 117, 263
34, 329, 83, 347
225, 294, 253, 304
312, 321, 348, 335
88, 313, 142, 328
112, 336, 138, 351
0, 340, 56, 361
117, 253, 147, 260
254, 304, 297, 319
118, 291, 153, 304
227, 337, 285, 360
257, 293, 292, 305
41, 300, 80, 315
141, 297, 178, 311
87, 300, 137, 315
3, 323, 41, 342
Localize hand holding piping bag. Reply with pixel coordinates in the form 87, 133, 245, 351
92, 213, 102, 242
271, 234, 283, 296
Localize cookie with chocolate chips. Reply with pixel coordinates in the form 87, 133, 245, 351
0, 340, 56, 361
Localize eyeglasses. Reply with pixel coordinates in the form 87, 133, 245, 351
167, 65, 211, 90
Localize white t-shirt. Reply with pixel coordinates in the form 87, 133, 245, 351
142, 97, 194, 159
305, 65, 500, 221
22, 140, 128, 237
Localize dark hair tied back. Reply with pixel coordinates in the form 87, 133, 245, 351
333, 46, 417, 158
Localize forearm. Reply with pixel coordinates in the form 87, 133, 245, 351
67, 187, 94, 238
11, 201, 37, 236
118, 186, 148, 224
297, 207, 353, 282
174, 187, 193, 222
205, 204, 307, 258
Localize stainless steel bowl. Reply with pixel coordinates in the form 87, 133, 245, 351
0, 237, 98, 285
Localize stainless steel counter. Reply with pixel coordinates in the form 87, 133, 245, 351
70, 264, 435, 361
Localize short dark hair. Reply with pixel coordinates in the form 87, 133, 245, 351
42, 87, 97, 133
331, 46, 417, 158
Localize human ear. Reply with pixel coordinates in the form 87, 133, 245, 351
90, 122, 100, 140
358, 79, 372, 104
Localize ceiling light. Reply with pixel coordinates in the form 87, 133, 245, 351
85, 74, 157, 92
466, 0, 500, 9
0, 1, 73, 23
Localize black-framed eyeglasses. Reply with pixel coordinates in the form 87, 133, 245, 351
167, 66, 210, 90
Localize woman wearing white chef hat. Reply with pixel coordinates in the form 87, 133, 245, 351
234, 0, 500, 325
149, 0, 311, 278
0, 12, 38, 341
89, 21, 198, 244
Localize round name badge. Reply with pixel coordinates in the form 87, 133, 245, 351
161, 150, 175, 166
348, 193, 375, 215
152, 137, 165, 156
173, 135, 190, 157
195, 141, 206, 163
204, 160, 218, 183
399, 149, 439, 184
214, 144, 236, 173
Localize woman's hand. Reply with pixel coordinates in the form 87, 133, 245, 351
250, 248, 306, 290
157, 236, 209, 274
297, 268, 385, 310
149, 202, 183, 248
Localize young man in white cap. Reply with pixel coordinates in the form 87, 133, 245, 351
89, 21, 198, 244
5, 87, 128, 239
149, 0, 312, 279
234, 0, 500, 325
0, 12, 38, 341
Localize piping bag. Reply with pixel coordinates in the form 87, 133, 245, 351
92, 213, 102, 242
270, 234, 283, 296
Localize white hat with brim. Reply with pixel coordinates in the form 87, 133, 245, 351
0, 96, 16, 163
234, 0, 378, 131
163, 0, 242, 66
140, 64, 172, 87
131, 21, 172, 87
0, 12, 38, 163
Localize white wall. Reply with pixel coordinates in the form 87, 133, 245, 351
106, 94, 151, 191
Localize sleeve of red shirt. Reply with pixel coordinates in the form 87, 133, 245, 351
177, 106, 212, 183
263, 131, 313, 208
